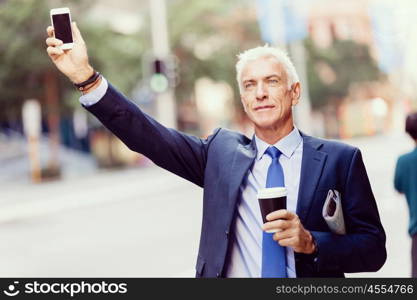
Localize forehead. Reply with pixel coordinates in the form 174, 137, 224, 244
241, 56, 286, 81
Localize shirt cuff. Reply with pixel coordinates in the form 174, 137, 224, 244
78, 77, 109, 107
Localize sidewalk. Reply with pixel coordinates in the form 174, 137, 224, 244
0, 131, 414, 277
343, 131, 414, 277
0, 165, 202, 277
0, 132, 98, 184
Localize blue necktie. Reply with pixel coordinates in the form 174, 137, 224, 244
261, 146, 287, 277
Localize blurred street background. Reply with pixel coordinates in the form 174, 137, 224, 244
1, 0, 417, 277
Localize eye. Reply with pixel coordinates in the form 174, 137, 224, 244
244, 82, 254, 89
268, 79, 278, 85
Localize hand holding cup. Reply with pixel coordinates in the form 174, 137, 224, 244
258, 187, 287, 233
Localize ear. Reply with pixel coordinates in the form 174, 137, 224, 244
291, 82, 301, 106
240, 95, 248, 112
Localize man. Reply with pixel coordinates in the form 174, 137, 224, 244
45, 22, 386, 277
394, 112, 417, 278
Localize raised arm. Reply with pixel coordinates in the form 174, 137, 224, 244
45, 23, 217, 187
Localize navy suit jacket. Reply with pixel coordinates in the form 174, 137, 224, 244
85, 84, 386, 277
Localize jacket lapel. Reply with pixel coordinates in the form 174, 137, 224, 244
227, 139, 257, 210
296, 134, 327, 223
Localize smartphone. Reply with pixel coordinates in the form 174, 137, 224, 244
50, 7, 73, 50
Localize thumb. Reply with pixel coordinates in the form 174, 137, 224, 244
71, 22, 85, 44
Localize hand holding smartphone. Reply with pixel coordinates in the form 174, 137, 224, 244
50, 7, 73, 50
46, 8, 95, 85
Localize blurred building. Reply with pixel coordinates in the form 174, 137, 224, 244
306, 0, 410, 138
309, 1, 374, 50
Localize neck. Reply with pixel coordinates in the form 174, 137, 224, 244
255, 120, 294, 145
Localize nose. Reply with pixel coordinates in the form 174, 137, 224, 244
256, 82, 268, 101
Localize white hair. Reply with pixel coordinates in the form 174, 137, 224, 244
236, 45, 299, 93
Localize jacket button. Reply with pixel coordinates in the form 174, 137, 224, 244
216, 272, 221, 278
225, 230, 229, 238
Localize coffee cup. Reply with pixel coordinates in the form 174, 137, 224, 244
258, 187, 287, 233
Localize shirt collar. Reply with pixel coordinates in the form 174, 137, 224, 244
255, 127, 302, 160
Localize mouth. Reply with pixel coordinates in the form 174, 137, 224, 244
254, 105, 275, 112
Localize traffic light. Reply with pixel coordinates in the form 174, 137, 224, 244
148, 56, 179, 93
149, 59, 169, 93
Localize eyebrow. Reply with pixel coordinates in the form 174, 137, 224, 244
265, 75, 281, 80
242, 79, 256, 85
242, 74, 281, 84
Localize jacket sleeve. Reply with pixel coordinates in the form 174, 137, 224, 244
394, 158, 404, 193
84, 83, 220, 187
310, 149, 387, 273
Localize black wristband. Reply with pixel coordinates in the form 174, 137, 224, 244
73, 71, 101, 91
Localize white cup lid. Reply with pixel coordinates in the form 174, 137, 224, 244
257, 187, 287, 199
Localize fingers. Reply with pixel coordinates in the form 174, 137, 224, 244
273, 229, 293, 241
271, 226, 315, 254
266, 209, 295, 222
45, 32, 64, 60
262, 218, 291, 232
276, 237, 296, 248
46, 37, 63, 48
47, 46, 64, 59
71, 22, 85, 44
47, 26, 54, 38
46, 26, 62, 60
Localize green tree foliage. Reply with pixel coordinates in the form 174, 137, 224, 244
305, 38, 383, 109
0, 0, 144, 123
0, 0, 53, 121
0, 0, 263, 127
167, 0, 260, 106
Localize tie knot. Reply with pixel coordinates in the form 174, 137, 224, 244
265, 146, 281, 159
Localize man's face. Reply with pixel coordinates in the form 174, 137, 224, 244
240, 56, 300, 131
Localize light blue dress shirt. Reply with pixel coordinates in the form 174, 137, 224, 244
79, 77, 108, 107
225, 128, 303, 278
79, 80, 304, 277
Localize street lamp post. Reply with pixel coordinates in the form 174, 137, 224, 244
149, 0, 177, 129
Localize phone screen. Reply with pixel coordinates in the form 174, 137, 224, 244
52, 13, 73, 43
